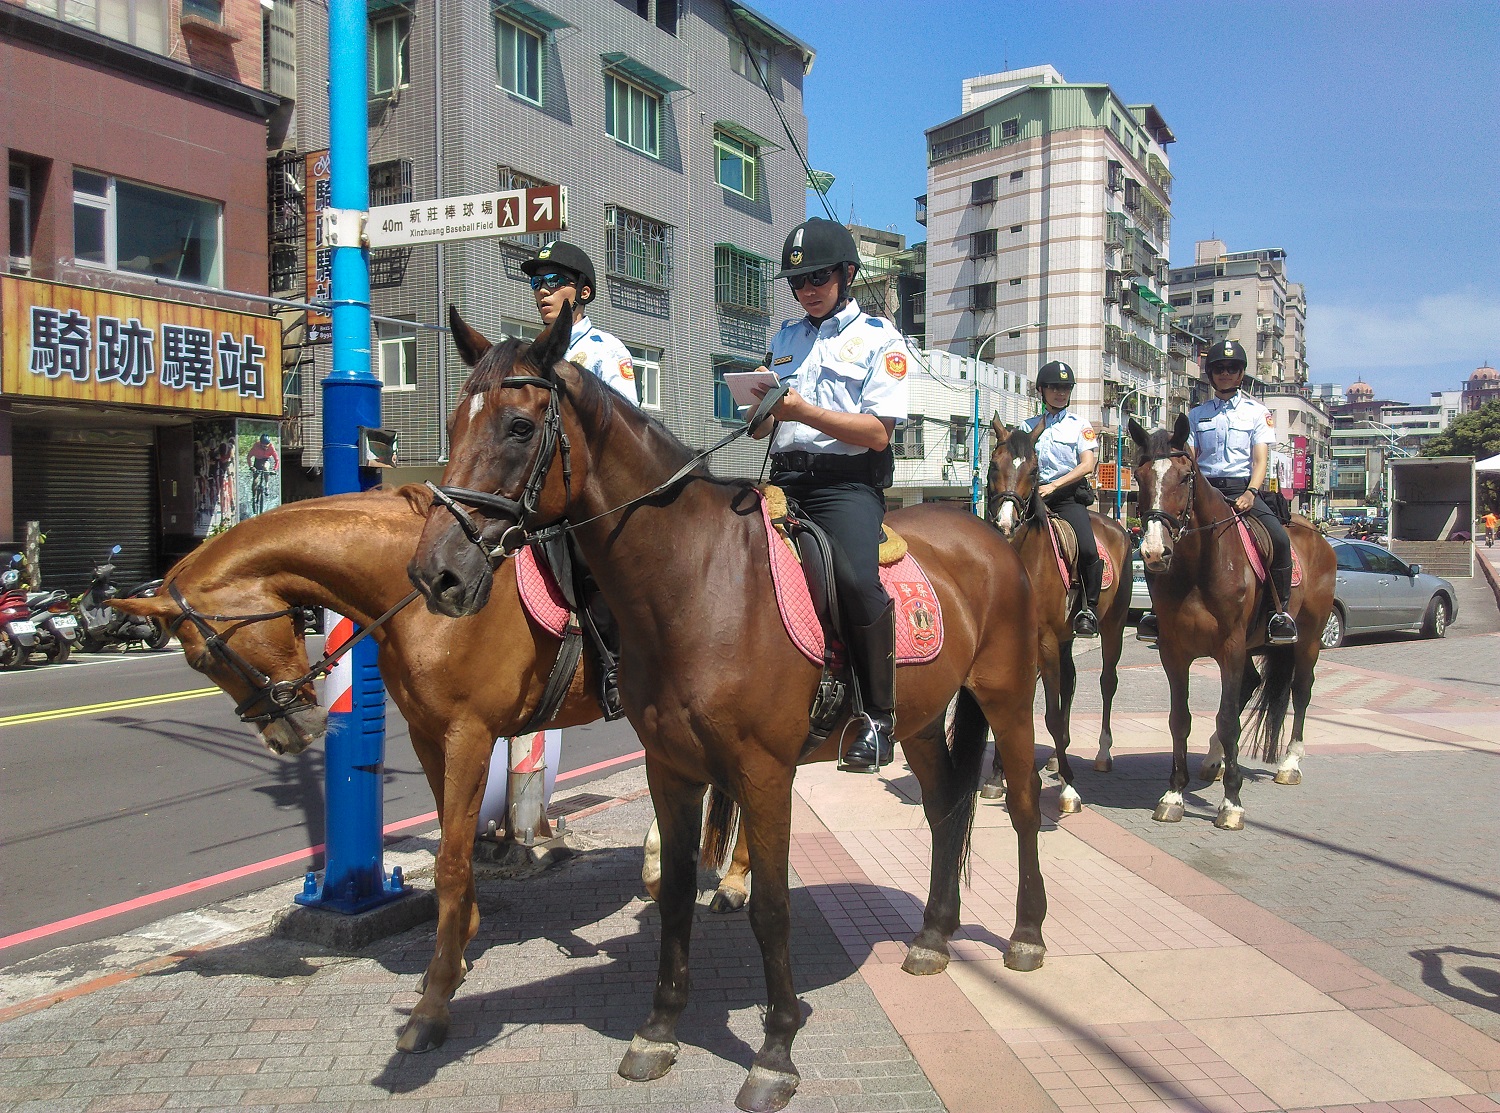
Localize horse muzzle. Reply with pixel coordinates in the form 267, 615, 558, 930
259, 705, 327, 756
409, 519, 496, 618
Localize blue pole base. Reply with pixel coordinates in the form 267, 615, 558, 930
293, 865, 408, 915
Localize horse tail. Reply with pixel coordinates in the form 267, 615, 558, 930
699, 786, 739, 873
1244, 645, 1295, 765
945, 687, 991, 879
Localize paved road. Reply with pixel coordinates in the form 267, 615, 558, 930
0, 643, 643, 965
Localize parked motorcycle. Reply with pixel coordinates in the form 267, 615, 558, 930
0, 555, 38, 670
74, 545, 170, 652
28, 585, 78, 664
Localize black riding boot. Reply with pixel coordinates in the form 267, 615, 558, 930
1073, 558, 1103, 638
1267, 563, 1298, 645
841, 601, 896, 772
583, 584, 625, 720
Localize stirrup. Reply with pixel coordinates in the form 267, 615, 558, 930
1135, 612, 1159, 645
1267, 613, 1298, 646
1072, 608, 1099, 638
839, 712, 894, 773
600, 669, 625, 721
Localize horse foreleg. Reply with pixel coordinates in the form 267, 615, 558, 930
1095, 615, 1124, 772
1054, 647, 1082, 814
1200, 658, 1259, 782
1154, 644, 1193, 823
733, 771, 803, 1113
710, 818, 751, 914
619, 766, 704, 1085
897, 717, 968, 974
1276, 643, 1317, 786
400, 729, 490, 1054
1213, 651, 1249, 831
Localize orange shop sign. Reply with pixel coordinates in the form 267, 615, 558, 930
1, 276, 282, 417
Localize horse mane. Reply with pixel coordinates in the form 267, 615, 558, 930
1004, 426, 1034, 462
1136, 427, 1177, 467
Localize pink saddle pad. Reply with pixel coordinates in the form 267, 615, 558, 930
761, 497, 943, 667
1236, 518, 1303, 587
516, 546, 571, 637
1048, 518, 1115, 591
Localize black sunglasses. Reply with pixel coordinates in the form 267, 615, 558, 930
528, 271, 575, 292
787, 266, 838, 292
1209, 363, 1244, 374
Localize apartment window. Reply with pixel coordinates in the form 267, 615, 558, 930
605, 204, 673, 289
949, 417, 971, 461
500, 316, 542, 343
1010, 224, 1023, 234
1196, 289, 1213, 304
971, 282, 996, 311
971, 177, 997, 204
972, 228, 997, 257
655, 0, 677, 34
377, 321, 417, 390
1000, 117, 1020, 141
25, 0, 166, 52
892, 417, 925, 459
8, 160, 31, 268
181, 0, 220, 22
1223, 291, 1231, 303
497, 166, 561, 250
1009, 170, 1023, 182
605, 74, 660, 157
713, 243, 772, 314
1107, 160, 1124, 192
370, 12, 409, 96
1169, 294, 1192, 307
73, 171, 222, 287
1009, 277, 1022, 286
496, 17, 542, 104
712, 356, 757, 421
730, 34, 772, 81
715, 130, 758, 199
629, 344, 661, 409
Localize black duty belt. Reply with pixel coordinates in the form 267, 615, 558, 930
771, 451, 873, 478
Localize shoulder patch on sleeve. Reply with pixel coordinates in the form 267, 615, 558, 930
619, 358, 634, 381
1082, 426, 1097, 441
1265, 412, 1275, 426
883, 351, 908, 380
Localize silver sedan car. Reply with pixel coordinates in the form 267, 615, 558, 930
1323, 538, 1458, 648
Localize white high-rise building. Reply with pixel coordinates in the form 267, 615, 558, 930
919, 65, 1175, 432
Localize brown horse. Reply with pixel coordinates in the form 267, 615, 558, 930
1128, 416, 1337, 829
109, 487, 690, 1054
408, 306, 1046, 1112
985, 419, 1133, 812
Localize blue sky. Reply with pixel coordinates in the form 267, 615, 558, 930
749, 0, 1500, 403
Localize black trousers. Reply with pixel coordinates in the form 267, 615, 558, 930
1043, 490, 1101, 606
1208, 477, 1292, 605
774, 475, 890, 628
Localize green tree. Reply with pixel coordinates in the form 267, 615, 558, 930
1423, 400, 1500, 459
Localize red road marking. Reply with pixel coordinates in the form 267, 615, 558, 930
0, 747, 646, 954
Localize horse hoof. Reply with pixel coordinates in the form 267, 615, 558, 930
618, 1034, 679, 1082
1093, 756, 1113, 773
735, 1064, 800, 1113
1057, 789, 1082, 815
709, 887, 748, 914
396, 1013, 448, 1054
901, 944, 949, 976
1152, 802, 1185, 823
978, 781, 1006, 803
1215, 805, 1246, 831
1005, 940, 1046, 972
1044, 755, 1059, 774
1273, 768, 1302, 786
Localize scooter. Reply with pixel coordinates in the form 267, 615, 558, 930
28, 585, 78, 664
0, 555, 38, 670
74, 545, 170, 652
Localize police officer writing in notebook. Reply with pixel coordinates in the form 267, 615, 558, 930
1184, 339, 1297, 645
748, 218, 911, 771
1022, 361, 1103, 637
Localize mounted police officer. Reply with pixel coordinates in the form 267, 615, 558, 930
521, 241, 638, 403
520, 241, 637, 718
748, 218, 911, 771
1139, 339, 1296, 646
1023, 361, 1102, 637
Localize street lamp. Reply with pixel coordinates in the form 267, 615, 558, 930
971, 324, 1041, 515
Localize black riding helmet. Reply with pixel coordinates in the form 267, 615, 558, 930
1035, 361, 1076, 390
773, 218, 860, 279
521, 240, 597, 304
1204, 338, 1247, 372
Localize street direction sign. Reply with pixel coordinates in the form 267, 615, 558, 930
366, 185, 567, 248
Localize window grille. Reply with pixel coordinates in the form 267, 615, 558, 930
605, 205, 673, 289
714, 243, 772, 314
266, 152, 304, 295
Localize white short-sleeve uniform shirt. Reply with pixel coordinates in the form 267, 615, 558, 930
1186, 391, 1275, 478
567, 315, 638, 403
766, 300, 910, 456
1021, 410, 1098, 483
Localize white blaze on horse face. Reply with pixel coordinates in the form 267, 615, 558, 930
467, 392, 486, 423
996, 499, 1017, 534
1140, 458, 1173, 564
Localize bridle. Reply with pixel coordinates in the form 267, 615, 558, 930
428, 368, 787, 566
1135, 447, 1200, 543
166, 582, 419, 725
988, 456, 1040, 531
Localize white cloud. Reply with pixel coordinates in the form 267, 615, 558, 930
1309, 291, 1500, 371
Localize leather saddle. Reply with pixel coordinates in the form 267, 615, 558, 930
531, 533, 623, 722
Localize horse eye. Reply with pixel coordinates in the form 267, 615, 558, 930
510, 417, 535, 439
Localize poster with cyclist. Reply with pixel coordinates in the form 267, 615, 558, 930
236, 419, 281, 520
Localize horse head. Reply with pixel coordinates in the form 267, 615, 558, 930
1129, 412, 1194, 572
986, 417, 1044, 537
110, 588, 327, 756
410, 302, 585, 617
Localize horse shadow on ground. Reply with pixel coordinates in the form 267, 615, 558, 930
1413, 946, 1500, 1018
1056, 748, 1281, 819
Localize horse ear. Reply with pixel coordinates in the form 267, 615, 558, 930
526, 300, 573, 381
989, 415, 1007, 447
395, 483, 433, 515
448, 305, 492, 368
1170, 412, 1191, 449
1028, 417, 1046, 447
1127, 418, 1150, 450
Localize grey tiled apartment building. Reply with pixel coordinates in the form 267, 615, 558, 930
276, 0, 814, 480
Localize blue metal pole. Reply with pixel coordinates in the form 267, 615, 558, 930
970, 383, 981, 516
296, 0, 401, 914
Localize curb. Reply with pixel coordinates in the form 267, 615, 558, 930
1478, 545, 1500, 610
